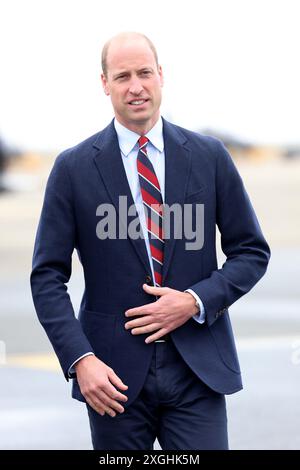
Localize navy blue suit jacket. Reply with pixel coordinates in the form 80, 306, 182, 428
30, 118, 270, 406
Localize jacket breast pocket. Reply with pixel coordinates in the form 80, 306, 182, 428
185, 187, 206, 204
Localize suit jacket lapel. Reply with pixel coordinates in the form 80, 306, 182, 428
92, 121, 152, 275
162, 119, 191, 283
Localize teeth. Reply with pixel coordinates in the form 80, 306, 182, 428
130, 100, 145, 105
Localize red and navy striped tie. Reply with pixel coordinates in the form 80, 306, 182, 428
137, 136, 164, 287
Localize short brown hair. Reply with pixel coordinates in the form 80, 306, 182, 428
101, 32, 159, 77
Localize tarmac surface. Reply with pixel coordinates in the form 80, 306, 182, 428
0, 158, 299, 449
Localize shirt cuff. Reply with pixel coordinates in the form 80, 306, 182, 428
185, 289, 206, 324
68, 352, 95, 378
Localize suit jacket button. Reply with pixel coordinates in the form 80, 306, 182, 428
145, 275, 152, 285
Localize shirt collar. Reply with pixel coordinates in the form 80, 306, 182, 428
114, 117, 164, 157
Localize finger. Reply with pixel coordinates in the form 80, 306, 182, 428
102, 393, 125, 414
101, 403, 117, 417
142, 284, 168, 296
88, 389, 124, 415
145, 329, 169, 344
104, 383, 128, 403
131, 323, 160, 336
107, 368, 129, 393
96, 390, 125, 414
103, 407, 117, 417
125, 315, 153, 330
85, 396, 105, 416
125, 306, 150, 317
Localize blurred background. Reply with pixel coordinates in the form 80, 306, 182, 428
0, 0, 299, 449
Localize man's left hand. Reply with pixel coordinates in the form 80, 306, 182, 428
124, 284, 199, 343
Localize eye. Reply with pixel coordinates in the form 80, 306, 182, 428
138, 70, 152, 77
115, 74, 128, 81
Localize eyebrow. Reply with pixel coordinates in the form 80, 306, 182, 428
112, 71, 128, 79
112, 67, 154, 80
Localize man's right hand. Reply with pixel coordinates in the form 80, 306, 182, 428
75, 355, 128, 417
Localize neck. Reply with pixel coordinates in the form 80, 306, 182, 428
115, 115, 160, 135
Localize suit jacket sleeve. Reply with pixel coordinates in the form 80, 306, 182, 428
30, 152, 94, 379
188, 140, 271, 327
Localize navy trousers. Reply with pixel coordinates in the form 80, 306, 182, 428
87, 339, 228, 450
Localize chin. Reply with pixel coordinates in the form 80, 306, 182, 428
129, 112, 151, 122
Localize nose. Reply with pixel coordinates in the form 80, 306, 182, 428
128, 76, 143, 95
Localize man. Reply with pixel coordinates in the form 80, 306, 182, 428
30, 32, 270, 450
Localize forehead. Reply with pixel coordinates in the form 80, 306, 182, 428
106, 39, 156, 73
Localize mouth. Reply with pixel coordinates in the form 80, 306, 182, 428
128, 99, 149, 106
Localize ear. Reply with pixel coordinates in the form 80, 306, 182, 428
101, 73, 110, 96
158, 65, 164, 87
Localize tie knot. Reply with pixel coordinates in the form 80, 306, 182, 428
138, 136, 149, 149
